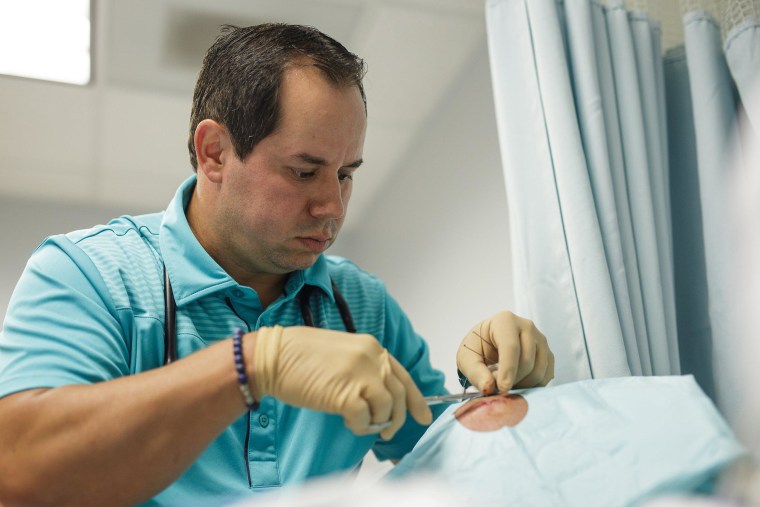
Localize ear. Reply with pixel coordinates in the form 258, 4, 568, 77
194, 119, 232, 183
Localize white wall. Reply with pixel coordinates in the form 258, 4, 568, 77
0, 75, 193, 210
0, 38, 514, 395
332, 39, 513, 393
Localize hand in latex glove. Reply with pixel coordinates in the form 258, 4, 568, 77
251, 326, 432, 440
456, 311, 554, 394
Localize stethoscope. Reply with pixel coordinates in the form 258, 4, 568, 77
162, 265, 356, 365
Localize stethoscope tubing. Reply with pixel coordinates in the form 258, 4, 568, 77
162, 265, 355, 365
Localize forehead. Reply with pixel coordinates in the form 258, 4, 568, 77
278, 65, 365, 121
268, 65, 366, 158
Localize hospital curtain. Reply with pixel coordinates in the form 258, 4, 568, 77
486, 0, 760, 416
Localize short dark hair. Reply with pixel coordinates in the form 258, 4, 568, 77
187, 23, 367, 171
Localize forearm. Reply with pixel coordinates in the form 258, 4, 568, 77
0, 337, 249, 507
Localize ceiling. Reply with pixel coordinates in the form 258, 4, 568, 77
0, 0, 486, 233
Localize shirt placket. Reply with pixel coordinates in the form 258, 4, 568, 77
244, 303, 294, 487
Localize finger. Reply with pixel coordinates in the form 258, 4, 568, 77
362, 379, 394, 428
484, 313, 522, 392
341, 395, 373, 435
493, 337, 520, 393
379, 364, 407, 440
470, 320, 499, 365
460, 360, 498, 395
541, 349, 555, 386
514, 332, 547, 388
512, 327, 537, 388
364, 349, 395, 424
512, 318, 547, 388
390, 355, 431, 427
456, 334, 497, 394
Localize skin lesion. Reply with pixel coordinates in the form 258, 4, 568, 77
454, 393, 528, 432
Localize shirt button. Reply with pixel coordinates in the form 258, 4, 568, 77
232, 289, 244, 298
259, 414, 269, 428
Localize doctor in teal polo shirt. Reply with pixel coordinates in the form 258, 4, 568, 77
0, 23, 554, 507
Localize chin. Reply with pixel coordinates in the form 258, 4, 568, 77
276, 253, 322, 272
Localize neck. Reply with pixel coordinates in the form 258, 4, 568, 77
186, 187, 287, 309
242, 274, 287, 309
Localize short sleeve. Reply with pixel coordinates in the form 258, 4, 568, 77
0, 236, 132, 398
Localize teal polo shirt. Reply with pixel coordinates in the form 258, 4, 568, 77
0, 175, 447, 506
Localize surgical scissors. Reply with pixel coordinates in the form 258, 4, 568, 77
368, 363, 501, 432
367, 391, 488, 432
422, 391, 487, 406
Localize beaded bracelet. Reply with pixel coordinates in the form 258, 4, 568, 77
232, 327, 259, 411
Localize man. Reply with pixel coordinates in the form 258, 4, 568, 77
0, 24, 553, 506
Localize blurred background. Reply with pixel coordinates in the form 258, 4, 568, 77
0, 0, 509, 395
3, 0, 759, 495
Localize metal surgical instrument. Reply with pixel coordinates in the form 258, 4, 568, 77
162, 264, 356, 365
367, 391, 488, 432
423, 391, 487, 406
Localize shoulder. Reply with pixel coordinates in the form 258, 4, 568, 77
40, 212, 166, 311
323, 255, 386, 293
59, 213, 164, 265
64, 213, 163, 248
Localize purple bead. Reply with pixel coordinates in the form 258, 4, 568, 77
237, 373, 248, 384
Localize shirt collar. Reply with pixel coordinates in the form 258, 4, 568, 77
160, 175, 335, 306
287, 253, 336, 304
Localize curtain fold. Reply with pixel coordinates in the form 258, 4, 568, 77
664, 44, 716, 399
681, 6, 742, 420
565, 0, 645, 375
486, 0, 759, 416
488, 0, 593, 384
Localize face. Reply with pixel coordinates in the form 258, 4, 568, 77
210, 65, 367, 282
454, 393, 528, 432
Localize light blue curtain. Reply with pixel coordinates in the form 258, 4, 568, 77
486, 0, 760, 416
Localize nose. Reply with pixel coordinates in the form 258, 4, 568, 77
309, 174, 346, 219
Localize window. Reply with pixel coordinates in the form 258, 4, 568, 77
0, 0, 91, 85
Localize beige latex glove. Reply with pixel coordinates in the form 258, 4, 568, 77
251, 325, 432, 440
456, 311, 554, 394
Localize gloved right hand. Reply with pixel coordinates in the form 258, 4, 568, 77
250, 325, 432, 440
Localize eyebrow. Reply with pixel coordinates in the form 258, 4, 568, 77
293, 153, 363, 169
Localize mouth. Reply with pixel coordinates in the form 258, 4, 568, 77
296, 236, 333, 252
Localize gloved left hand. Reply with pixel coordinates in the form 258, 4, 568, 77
456, 311, 554, 394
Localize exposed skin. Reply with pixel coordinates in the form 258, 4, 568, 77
0, 65, 431, 507
187, 63, 366, 307
0, 53, 552, 507
0, 338, 247, 507
454, 393, 528, 432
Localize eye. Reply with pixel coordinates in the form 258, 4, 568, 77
292, 169, 316, 180
338, 172, 353, 182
